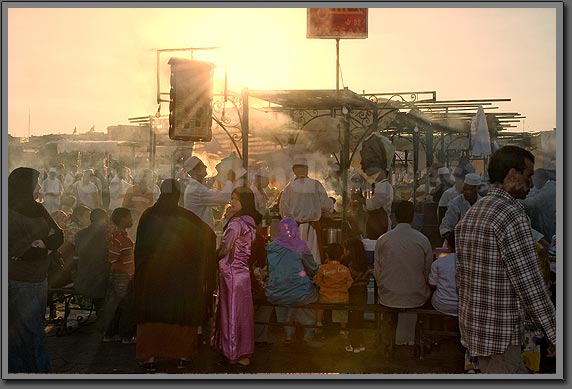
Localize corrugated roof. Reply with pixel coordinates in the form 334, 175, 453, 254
248, 88, 377, 110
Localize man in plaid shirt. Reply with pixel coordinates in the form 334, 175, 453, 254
455, 146, 556, 374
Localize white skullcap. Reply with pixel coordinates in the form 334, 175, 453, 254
49, 168, 57, 173
292, 157, 308, 167
464, 173, 481, 186
184, 156, 202, 172
437, 167, 449, 175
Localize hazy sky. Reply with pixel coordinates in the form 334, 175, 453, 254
6, 5, 557, 137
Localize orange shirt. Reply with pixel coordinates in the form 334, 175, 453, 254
314, 261, 353, 303
108, 227, 134, 277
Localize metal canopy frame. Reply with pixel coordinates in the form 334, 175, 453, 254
236, 89, 524, 231
140, 82, 526, 238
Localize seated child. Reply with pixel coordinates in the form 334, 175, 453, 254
428, 232, 480, 373
314, 243, 353, 335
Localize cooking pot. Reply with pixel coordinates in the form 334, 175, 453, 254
325, 228, 342, 244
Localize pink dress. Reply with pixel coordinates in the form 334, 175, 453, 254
211, 215, 256, 362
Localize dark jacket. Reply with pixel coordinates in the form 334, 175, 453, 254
74, 224, 110, 298
8, 207, 64, 282
134, 199, 217, 326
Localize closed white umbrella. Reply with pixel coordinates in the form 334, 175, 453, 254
471, 105, 492, 157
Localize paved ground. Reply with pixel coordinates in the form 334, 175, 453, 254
45, 306, 466, 376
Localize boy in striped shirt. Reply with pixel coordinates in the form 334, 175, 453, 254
100, 207, 136, 343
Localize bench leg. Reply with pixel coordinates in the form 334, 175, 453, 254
61, 294, 73, 335
416, 319, 424, 360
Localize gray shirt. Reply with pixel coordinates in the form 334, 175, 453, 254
374, 223, 432, 308
439, 193, 481, 236
522, 180, 556, 241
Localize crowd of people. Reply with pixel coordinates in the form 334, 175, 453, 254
7, 145, 557, 375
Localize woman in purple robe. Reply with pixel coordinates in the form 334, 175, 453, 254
211, 187, 262, 367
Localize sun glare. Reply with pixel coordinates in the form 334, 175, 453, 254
164, 8, 310, 92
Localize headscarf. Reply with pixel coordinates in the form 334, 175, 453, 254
223, 186, 262, 231
8, 167, 45, 217
154, 178, 181, 215
273, 217, 309, 253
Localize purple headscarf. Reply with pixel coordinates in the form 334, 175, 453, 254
273, 217, 309, 253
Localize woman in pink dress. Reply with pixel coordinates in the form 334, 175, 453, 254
211, 187, 262, 367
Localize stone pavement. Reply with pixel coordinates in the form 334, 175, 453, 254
45, 307, 466, 376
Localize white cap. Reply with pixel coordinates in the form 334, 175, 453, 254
464, 173, 481, 186
49, 168, 57, 173
437, 167, 449, 175
292, 157, 308, 167
184, 156, 202, 172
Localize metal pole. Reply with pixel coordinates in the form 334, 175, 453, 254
413, 127, 420, 208
241, 88, 249, 186
156, 51, 161, 104
148, 120, 154, 170
341, 108, 350, 240
152, 119, 157, 170
336, 39, 340, 95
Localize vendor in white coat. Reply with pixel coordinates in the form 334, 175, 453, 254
279, 157, 333, 265
183, 156, 234, 231
250, 169, 271, 216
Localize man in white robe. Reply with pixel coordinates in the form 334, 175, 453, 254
279, 158, 333, 265
40, 168, 64, 213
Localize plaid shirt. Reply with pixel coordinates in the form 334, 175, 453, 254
455, 187, 556, 357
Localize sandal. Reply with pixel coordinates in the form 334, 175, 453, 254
236, 358, 250, 367
178, 358, 190, 369
229, 357, 250, 367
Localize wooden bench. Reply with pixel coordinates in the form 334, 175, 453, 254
253, 300, 459, 359
47, 285, 95, 336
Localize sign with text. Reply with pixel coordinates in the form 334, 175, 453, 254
307, 8, 368, 39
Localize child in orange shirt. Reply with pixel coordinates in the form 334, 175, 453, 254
314, 243, 353, 335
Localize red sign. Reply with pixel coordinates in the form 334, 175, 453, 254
307, 8, 368, 39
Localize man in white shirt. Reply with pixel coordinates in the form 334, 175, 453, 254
279, 157, 333, 265
40, 168, 64, 213
439, 173, 481, 239
73, 169, 101, 210
437, 174, 464, 223
250, 169, 271, 216
183, 156, 234, 231
108, 166, 133, 212
64, 164, 78, 194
